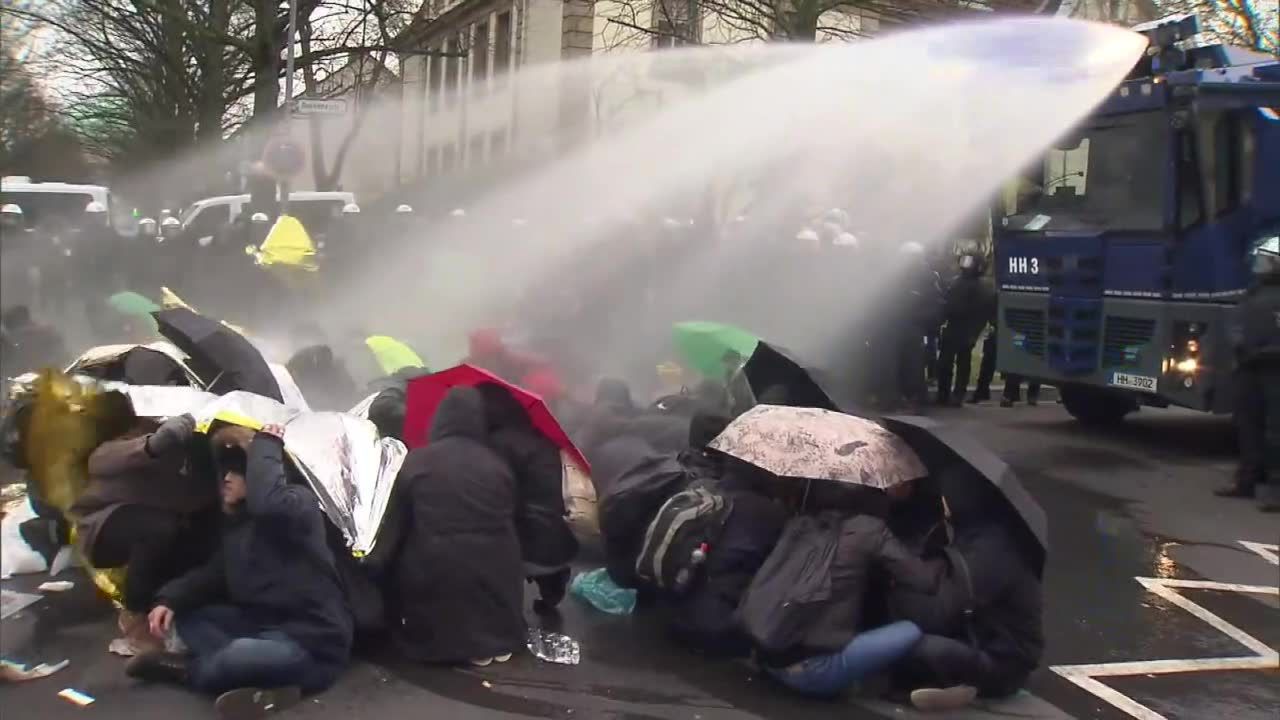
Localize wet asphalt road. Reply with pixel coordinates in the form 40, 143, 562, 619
2, 401, 1277, 720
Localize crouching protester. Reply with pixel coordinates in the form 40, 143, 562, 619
73, 409, 218, 651
739, 483, 945, 699
888, 466, 1044, 712
126, 423, 354, 719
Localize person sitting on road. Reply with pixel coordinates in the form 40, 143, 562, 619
126, 423, 353, 719
74, 408, 218, 654
760, 483, 945, 699
888, 465, 1044, 712
476, 382, 578, 614
383, 386, 526, 666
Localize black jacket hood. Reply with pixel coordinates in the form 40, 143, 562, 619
431, 386, 487, 442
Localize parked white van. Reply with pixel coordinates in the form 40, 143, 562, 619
0, 177, 135, 235
178, 191, 356, 239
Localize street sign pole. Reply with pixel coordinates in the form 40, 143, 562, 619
281, 0, 299, 213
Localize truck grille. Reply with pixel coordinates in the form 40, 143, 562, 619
1102, 316, 1157, 369
1005, 308, 1045, 357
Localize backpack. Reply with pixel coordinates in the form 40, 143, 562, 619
735, 513, 841, 656
635, 484, 733, 594
598, 454, 691, 544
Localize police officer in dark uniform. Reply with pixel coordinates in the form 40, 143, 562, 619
937, 250, 995, 407
1216, 246, 1280, 513
895, 242, 944, 414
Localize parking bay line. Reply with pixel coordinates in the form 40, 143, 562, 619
1050, 556, 1278, 720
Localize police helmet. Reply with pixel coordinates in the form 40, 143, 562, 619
250, 212, 270, 224
341, 203, 361, 215
2, 203, 24, 216
84, 201, 107, 214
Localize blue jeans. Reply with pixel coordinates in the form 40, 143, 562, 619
768, 620, 923, 698
178, 605, 337, 695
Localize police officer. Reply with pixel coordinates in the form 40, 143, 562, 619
937, 250, 994, 407
1216, 246, 1280, 513
894, 241, 944, 413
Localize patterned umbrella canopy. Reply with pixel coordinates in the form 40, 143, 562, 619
709, 404, 926, 488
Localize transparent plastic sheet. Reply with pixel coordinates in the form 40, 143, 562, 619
526, 628, 581, 665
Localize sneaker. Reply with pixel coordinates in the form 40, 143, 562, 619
125, 651, 189, 685
947, 396, 964, 408
214, 686, 302, 720
493, 653, 512, 663
910, 685, 978, 712
1000, 398, 1015, 408
470, 657, 493, 667
1027, 396, 1040, 407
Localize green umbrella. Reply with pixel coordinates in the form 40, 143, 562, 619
365, 335, 426, 375
108, 291, 161, 316
672, 321, 760, 380
107, 291, 160, 333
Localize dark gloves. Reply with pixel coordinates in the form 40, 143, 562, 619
146, 414, 196, 458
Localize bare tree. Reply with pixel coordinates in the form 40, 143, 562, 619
598, 0, 1060, 46
1151, 0, 1278, 53
0, 31, 91, 178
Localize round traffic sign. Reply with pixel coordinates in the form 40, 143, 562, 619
264, 138, 306, 178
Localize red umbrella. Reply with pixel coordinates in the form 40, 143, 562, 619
403, 363, 590, 473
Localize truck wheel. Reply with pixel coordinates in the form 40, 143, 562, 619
1059, 384, 1134, 426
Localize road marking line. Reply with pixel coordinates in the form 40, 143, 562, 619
1239, 541, 1279, 567
1050, 570, 1279, 720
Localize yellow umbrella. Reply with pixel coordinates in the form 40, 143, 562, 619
365, 335, 425, 375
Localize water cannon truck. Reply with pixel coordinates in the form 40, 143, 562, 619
994, 13, 1280, 424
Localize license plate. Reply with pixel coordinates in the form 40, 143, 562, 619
1109, 372, 1157, 393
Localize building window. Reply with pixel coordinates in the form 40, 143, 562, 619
652, 0, 698, 49
494, 11, 512, 80
472, 20, 490, 93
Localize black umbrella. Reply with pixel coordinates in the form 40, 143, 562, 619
153, 308, 282, 401
881, 414, 1047, 576
741, 341, 851, 412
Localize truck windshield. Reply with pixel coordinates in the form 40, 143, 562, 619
1003, 111, 1167, 233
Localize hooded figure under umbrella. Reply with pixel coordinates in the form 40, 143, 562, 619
476, 383, 578, 613
386, 386, 525, 666
888, 465, 1044, 710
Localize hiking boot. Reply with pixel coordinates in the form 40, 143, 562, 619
214, 686, 302, 720
1213, 483, 1255, 499
910, 685, 978, 712
125, 651, 189, 685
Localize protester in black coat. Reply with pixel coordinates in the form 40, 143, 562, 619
890, 466, 1044, 706
366, 367, 429, 442
476, 383, 578, 611
662, 491, 787, 657
390, 386, 525, 665
286, 345, 359, 412
129, 426, 353, 699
